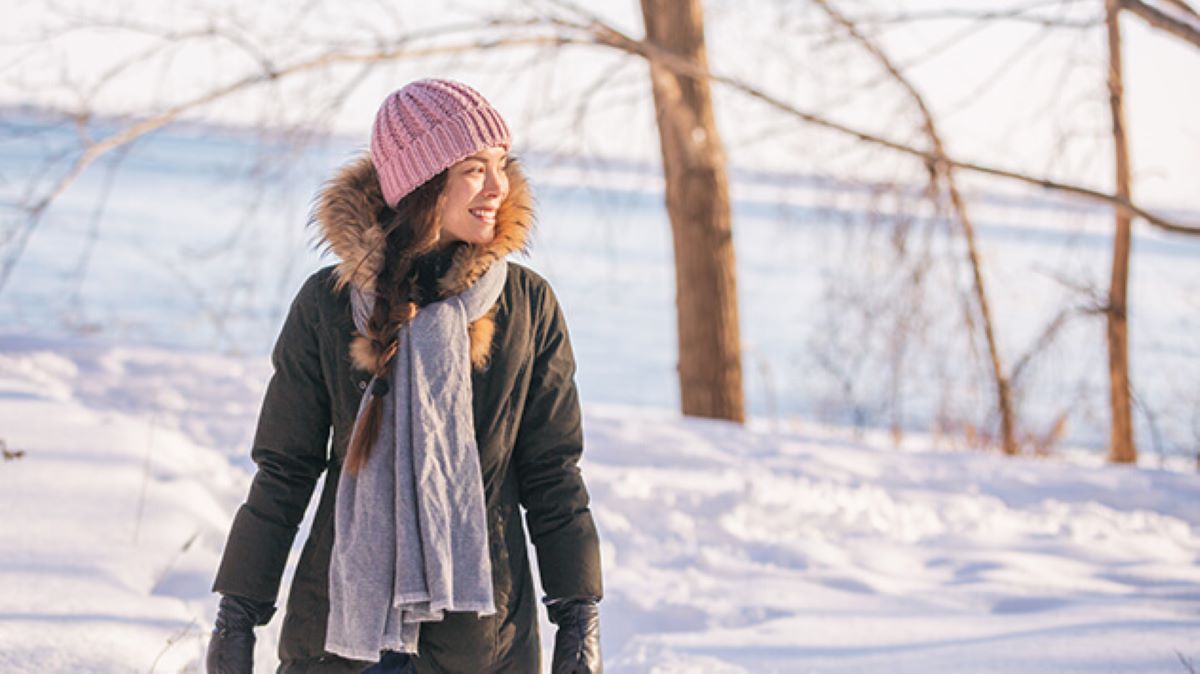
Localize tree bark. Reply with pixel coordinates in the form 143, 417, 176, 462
1106, 0, 1138, 463
640, 0, 745, 422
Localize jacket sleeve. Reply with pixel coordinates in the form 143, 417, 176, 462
513, 281, 603, 602
212, 273, 333, 604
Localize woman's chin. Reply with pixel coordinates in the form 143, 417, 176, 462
468, 226, 496, 244
439, 226, 496, 247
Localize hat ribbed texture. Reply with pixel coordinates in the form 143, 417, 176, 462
370, 79, 511, 207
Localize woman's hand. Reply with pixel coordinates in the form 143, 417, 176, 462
548, 598, 602, 674
206, 594, 275, 674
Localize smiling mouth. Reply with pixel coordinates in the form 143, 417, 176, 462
469, 208, 497, 224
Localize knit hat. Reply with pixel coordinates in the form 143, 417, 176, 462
370, 79, 512, 207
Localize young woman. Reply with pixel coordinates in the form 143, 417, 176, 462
206, 79, 603, 674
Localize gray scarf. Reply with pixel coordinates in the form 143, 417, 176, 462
325, 259, 507, 661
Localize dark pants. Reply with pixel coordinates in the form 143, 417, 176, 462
362, 651, 414, 674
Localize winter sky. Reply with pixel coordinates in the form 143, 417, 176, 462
1, 0, 1198, 210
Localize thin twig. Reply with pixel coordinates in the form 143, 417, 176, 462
133, 399, 158, 544
6, 4, 1198, 296
1121, 0, 1200, 48
1130, 383, 1169, 467
847, 0, 1095, 28
811, 0, 1020, 454
1176, 649, 1198, 674
147, 617, 198, 674
540, 7, 1200, 236
0, 27, 562, 292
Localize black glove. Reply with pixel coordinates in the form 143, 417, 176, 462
206, 594, 276, 674
547, 598, 602, 674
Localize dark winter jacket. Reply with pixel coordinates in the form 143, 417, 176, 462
211, 156, 603, 674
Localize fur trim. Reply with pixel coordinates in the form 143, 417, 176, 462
349, 335, 378, 372
468, 306, 498, 369
313, 155, 389, 295
313, 153, 532, 372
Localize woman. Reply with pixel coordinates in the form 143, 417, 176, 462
206, 79, 603, 674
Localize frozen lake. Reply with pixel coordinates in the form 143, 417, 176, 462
3, 116, 1198, 460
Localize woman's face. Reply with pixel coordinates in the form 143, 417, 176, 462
437, 146, 509, 246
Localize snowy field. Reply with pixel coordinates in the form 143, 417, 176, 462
1, 337, 1197, 673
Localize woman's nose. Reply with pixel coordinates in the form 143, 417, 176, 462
483, 168, 507, 199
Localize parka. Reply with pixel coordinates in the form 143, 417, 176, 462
211, 156, 603, 674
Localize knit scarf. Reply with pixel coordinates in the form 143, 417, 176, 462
325, 259, 506, 661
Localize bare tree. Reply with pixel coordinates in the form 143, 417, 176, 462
1109, 0, 1200, 466
640, 0, 744, 422
1105, 0, 1138, 463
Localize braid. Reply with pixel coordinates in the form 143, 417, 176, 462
344, 170, 448, 475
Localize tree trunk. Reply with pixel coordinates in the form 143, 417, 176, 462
1106, 0, 1138, 463
640, 0, 745, 422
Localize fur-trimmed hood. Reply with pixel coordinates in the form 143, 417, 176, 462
310, 154, 534, 371
313, 153, 534, 296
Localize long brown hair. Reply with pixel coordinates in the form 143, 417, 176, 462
344, 170, 448, 475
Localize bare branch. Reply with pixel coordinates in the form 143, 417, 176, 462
1164, 0, 1200, 18
1178, 649, 1199, 674
569, 57, 632, 136
810, 0, 1020, 455
1120, 0, 1200, 48
1009, 305, 1085, 386
6, 2, 1198, 294
817, 9, 1042, 116
64, 140, 134, 328
941, 23, 1056, 116
550, 11, 1200, 236
848, 0, 1099, 30
0, 25, 562, 291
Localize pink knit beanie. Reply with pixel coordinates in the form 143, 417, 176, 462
370, 79, 512, 207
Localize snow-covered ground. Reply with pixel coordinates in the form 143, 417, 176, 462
1, 337, 1197, 673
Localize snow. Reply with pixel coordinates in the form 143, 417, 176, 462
1, 338, 1197, 673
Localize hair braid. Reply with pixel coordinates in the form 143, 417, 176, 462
344, 170, 448, 475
